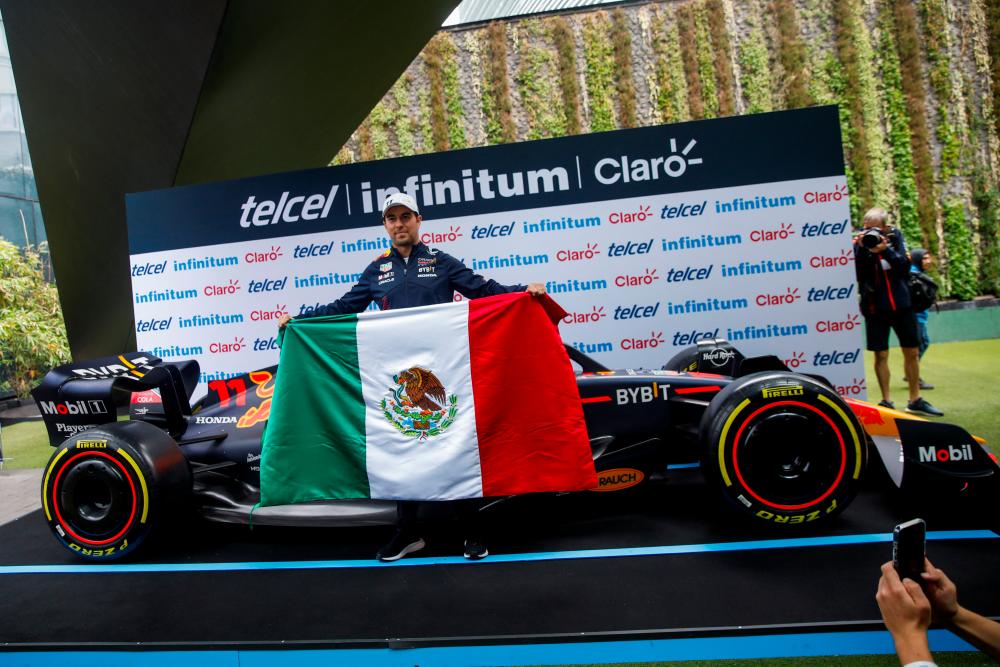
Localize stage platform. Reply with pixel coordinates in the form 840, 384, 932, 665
1, 473, 996, 665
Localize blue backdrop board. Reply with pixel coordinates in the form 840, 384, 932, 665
126, 106, 862, 400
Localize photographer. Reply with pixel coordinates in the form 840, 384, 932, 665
854, 208, 942, 416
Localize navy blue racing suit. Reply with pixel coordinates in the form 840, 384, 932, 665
301, 242, 525, 316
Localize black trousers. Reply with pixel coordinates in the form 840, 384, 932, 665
396, 499, 487, 538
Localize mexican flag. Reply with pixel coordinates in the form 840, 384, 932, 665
259, 293, 596, 506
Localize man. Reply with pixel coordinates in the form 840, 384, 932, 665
853, 208, 942, 416
278, 191, 546, 561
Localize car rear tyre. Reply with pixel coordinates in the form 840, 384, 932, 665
40, 421, 190, 560
701, 372, 866, 526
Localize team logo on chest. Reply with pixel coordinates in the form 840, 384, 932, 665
381, 366, 458, 439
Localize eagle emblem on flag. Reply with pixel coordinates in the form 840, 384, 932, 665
381, 366, 458, 439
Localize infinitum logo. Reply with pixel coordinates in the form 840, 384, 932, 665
714, 194, 796, 214
546, 278, 608, 294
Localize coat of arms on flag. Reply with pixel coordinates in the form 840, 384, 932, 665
381, 367, 458, 439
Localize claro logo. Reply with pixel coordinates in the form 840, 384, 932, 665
590, 468, 645, 492
594, 138, 703, 184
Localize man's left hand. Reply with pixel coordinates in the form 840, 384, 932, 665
526, 283, 547, 296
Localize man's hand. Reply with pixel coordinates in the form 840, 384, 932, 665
526, 283, 547, 296
877, 561, 933, 664
921, 558, 959, 623
278, 314, 292, 329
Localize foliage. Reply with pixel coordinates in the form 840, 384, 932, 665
941, 200, 977, 300
988, 0, 1000, 143
972, 169, 1000, 294
516, 21, 566, 140
482, 22, 517, 144
693, 3, 719, 119
369, 101, 392, 160
850, 0, 892, 208
677, 4, 704, 119
738, 15, 773, 114
610, 8, 637, 128
0, 240, 71, 398
581, 14, 616, 132
440, 34, 467, 150
893, 0, 938, 247
549, 16, 582, 135
424, 34, 450, 151
772, 0, 811, 109
832, 0, 872, 215
921, 0, 961, 181
651, 8, 690, 123
356, 119, 374, 162
705, 0, 735, 116
877, 4, 922, 248
392, 75, 416, 156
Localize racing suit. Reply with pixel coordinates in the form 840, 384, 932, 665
301, 242, 525, 315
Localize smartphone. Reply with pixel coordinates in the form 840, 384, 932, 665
893, 518, 926, 582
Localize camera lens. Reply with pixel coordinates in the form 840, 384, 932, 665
861, 229, 882, 249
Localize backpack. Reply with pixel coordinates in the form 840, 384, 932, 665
908, 272, 938, 312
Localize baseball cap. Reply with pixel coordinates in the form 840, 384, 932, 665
381, 192, 420, 217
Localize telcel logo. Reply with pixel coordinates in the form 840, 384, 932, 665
40, 400, 108, 416
812, 348, 860, 366
471, 223, 513, 239
563, 306, 606, 325
803, 183, 848, 204
808, 285, 854, 301
422, 225, 463, 244
240, 185, 339, 228
614, 303, 660, 320
253, 336, 279, 351
248, 277, 287, 293
918, 444, 976, 463
608, 239, 653, 257
557, 242, 601, 262
802, 219, 848, 237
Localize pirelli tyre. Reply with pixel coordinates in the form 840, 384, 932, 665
701, 372, 866, 526
40, 421, 190, 560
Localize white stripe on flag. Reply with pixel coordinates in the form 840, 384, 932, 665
357, 301, 484, 500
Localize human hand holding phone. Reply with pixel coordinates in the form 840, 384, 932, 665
893, 518, 926, 583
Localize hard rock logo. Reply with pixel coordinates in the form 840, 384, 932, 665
381, 366, 458, 439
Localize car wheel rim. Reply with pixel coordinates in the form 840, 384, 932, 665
59, 457, 133, 539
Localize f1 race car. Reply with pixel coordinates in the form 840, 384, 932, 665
33, 339, 999, 560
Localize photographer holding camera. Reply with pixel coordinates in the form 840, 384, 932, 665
854, 208, 942, 416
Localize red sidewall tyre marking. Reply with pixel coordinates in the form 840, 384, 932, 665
731, 400, 846, 511
51, 450, 138, 546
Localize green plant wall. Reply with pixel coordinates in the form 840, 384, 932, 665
333, 0, 1000, 300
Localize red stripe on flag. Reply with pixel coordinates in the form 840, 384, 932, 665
468, 293, 597, 496
581, 396, 612, 404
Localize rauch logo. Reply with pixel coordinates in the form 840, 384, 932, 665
750, 223, 795, 243
563, 306, 607, 325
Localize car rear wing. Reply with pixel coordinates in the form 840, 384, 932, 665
31, 352, 199, 445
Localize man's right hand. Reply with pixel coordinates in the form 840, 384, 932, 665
921, 558, 959, 622
278, 314, 292, 329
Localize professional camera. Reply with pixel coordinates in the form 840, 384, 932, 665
860, 228, 885, 249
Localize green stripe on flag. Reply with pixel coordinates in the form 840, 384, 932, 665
259, 314, 370, 505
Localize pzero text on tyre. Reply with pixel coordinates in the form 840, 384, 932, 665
700, 372, 866, 525
40, 421, 190, 560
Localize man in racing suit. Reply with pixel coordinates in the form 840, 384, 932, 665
279, 191, 547, 561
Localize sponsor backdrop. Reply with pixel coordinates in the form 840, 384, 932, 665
126, 106, 864, 401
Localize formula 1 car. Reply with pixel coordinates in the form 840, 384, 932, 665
33, 339, 999, 560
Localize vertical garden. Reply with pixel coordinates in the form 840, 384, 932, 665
333, 0, 1000, 301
